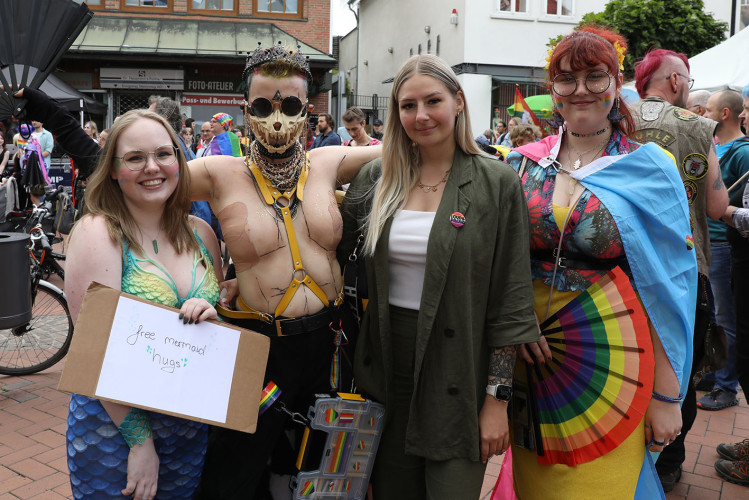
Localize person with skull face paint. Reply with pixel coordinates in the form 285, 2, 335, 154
189, 44, 382, 499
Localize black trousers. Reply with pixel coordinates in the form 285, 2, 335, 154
655, 274, 711, 474
195, 322, 336, 500
731, 237, 749, 399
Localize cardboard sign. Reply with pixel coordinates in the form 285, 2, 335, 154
58, 282, 270, 433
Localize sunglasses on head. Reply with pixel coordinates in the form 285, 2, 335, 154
248, 96, 306, 118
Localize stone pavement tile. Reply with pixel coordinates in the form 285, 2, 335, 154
707, 415, 737, 433
18, 419, 65, 441
694, 461, 722, 480
665, 483, 687, 499
5, 390, 39, 403
719, 480, 749, 500
49, 422, 66, 436
27, 491, 69, 500
33, 446, 65, 465
734, 414, 749, 430
51, 482, 72, 498
0, 466, 15, 482
1, 443, 51, 467
694, 430, 741, 448
0, 475, 32, 495
0, 431, 38, 450
26, 429, 65, 450
697, 444, 721, 466
0, 415, 31, 434
10, 471, 68, 499
680, 469, 723, 491
684, 485, 721, 500
4, 404, 54, 424
8, 458, 56, 481
46, 456, 67, 475
0, 379, 33, 391
683, 449, 698, 472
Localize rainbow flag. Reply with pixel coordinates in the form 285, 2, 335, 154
513, 86, 542, 127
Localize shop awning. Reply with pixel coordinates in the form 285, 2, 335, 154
67, 16, 336, 67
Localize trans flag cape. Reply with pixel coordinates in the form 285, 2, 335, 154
208, 131, 242, 157
512, 134, 697, 499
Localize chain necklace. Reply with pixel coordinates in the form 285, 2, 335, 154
562, 133, 610, 195
249, 141, 305, 192
139, 226, 162, 254
417, 169, 451, 193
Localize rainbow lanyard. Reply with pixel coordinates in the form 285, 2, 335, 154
259, 381, 281, 415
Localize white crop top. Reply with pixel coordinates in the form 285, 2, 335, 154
388, 209, 436, 309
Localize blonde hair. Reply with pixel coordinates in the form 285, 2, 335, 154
363, 54, 483, 255
78, 110, 197, 256
510, 123, 542, 147
85, 121, 99, 140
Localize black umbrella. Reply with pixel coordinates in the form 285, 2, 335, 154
0, 0, 93, 119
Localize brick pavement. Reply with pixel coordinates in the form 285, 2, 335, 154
1, 361, 748, 499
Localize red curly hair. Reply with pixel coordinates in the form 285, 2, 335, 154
548, 25, 635, 136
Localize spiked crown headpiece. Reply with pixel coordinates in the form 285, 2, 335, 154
242, 41, 313, 86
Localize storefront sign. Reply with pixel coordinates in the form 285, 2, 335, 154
100, 68, 184, 90
181, 94, 245, 106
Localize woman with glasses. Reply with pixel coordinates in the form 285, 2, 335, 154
504, 27, 696, 498
64, 109, 223, 499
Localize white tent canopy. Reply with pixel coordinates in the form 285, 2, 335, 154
690, 27, 749, 92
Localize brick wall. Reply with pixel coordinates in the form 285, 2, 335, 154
96, 0, 331, 54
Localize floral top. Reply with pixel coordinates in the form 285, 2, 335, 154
506, 130, 639, 292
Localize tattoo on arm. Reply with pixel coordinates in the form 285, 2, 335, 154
488, 346, 517, 386
713, 173, 725, 190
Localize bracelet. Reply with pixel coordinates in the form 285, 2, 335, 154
651, 390, 684, 403
118, 408, 153, 448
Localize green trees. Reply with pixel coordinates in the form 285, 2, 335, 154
564, 0, 727, 74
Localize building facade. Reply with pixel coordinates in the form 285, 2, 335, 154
351, 0, 742, 135
63, 0, 336, 129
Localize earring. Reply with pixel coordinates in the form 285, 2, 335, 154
551, 108, 565, 128
411, 141, 418, 147
607, 97, 624, 123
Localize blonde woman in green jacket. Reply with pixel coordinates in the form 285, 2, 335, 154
339, 54, 538, 500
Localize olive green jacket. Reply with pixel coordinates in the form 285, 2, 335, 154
339, 149, 538, 461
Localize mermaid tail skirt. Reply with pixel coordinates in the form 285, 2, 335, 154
67, 394, 208, 499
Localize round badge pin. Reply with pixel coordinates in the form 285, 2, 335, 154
450, 212, 466, 228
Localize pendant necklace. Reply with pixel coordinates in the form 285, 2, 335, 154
564, 133, 610, 195
417, 169, 451, 193
141, 227, 162, 254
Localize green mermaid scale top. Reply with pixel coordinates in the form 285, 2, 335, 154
121, 232, 220, 308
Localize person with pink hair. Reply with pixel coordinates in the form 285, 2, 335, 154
204, 112, 242, 157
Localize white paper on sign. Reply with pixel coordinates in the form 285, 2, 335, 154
95, 296, 240, 423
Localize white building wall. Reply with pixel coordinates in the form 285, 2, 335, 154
357, 0, 467, 99
459, 73, 493, 138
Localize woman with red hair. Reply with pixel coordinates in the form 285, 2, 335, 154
504, 27, 697, 497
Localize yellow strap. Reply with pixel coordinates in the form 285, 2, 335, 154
246, 155, 332, 318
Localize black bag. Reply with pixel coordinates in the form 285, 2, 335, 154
54, 192, 76, 235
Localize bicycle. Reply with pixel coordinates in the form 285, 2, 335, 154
5, 204, 66, 281
0, 224, 73, 375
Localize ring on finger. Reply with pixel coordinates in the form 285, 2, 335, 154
644, 424, 652, 429
652, 439, 665, 446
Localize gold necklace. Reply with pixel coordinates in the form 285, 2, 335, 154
417, 169, 451, 193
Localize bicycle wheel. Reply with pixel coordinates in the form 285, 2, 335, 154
0, 282, 73, 375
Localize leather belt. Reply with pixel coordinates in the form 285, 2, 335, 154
220, 304, 341, 337
531, 249, 630, 273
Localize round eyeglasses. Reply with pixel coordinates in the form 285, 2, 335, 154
552, 70, 612, 97
248, 96, 306, 118
115, 145, 178, 171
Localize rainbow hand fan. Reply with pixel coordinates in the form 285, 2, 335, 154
529, 266, 654, 466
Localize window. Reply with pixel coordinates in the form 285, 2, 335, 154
188, 0, 237, 15
121, 0, 171, 11
741, 0, 749, 32
499, 0, 527, 14
547, 0, 572, 16
73, 0, 104, 9
255, 0, 302, 17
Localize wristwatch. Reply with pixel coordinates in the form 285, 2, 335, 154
486, 384, 513, 402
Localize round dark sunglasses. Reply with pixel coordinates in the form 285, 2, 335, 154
249, 96, 306, 118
